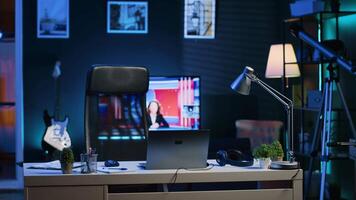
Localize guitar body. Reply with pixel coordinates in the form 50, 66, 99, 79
44, 117, 71, 151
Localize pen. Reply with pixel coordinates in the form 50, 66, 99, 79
102, 167, 128, 170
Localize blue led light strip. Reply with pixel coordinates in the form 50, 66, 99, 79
97, 135, 146, 140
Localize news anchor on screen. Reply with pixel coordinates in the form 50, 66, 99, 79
147, 100, 169, 129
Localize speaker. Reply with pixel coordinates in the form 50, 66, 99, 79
216, 149, 253, 167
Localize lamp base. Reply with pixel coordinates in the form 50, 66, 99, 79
270, 161, 299, 170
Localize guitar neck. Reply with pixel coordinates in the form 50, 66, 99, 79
54, 77, 61, 120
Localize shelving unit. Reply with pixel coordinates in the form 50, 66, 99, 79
283, 10, 356, 199
285, 11, 356, 22
0, 102, 15, 106
284, 11, 356, 154
0, 35, 21, 188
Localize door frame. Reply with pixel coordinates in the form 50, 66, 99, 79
0, 0, 24, 189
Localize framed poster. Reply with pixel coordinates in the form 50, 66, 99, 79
184, 0, 216, 39
107, 1, 148, 34
37, 0, 69, 38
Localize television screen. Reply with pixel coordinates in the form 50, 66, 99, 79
146, 76, 200, 130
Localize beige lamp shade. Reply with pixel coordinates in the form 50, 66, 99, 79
265, 44, 300, 78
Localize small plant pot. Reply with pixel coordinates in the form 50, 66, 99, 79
258, 158, 271, 169
60, 162, 73, 174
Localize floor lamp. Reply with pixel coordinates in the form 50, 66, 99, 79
231, 66, 299, 169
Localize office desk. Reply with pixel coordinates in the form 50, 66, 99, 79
24, 160, 302, 200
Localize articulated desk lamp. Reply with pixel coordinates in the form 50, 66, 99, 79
231, 66, 299, 169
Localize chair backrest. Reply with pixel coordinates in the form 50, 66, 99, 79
86, 66, 148, 95
85, 66, 149, 160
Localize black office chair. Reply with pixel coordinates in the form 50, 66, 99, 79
85, 66, 149, 161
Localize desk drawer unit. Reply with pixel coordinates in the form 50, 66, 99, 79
25, 186, 105, 200
24, 161, 302, 200
108, 189, 293, 200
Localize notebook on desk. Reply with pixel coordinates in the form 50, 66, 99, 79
144, 130, 210, 170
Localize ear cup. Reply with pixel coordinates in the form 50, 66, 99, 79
216, 150, 228, 166
227, 149, 244, 160
226, 149, 254, 167
226, 149, 244, 166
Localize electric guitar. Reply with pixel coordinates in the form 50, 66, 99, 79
42, 61, 71, 152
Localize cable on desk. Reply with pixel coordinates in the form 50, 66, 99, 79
291, 169, 301, 180
170, 163, 214, 184
170, 167, 183, 184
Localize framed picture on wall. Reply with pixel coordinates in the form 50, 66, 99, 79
37, 0, 69, 39
184, 0, 216, 39
107, 1, 148, 34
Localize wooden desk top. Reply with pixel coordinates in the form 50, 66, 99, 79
24, 160, 302, 187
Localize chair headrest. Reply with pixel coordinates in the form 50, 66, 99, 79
86, 66, 149, 95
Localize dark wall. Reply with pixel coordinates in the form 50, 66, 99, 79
23, 0, 285, 161
182, 0, 286, 138
23, 0, 182, 161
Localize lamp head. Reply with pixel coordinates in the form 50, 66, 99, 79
231, 66, 254, 95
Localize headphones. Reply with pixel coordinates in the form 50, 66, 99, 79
216, 149, 254, 167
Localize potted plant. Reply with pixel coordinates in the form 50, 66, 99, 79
253, 144, 272, 169
60, 148, 74, 174
270, 140, 284, 161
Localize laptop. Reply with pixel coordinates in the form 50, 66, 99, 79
145, 130, 210, 170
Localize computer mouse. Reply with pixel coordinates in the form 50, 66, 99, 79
104, 160, 120, 167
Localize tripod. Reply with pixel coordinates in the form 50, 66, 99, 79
304, 63, 356, 200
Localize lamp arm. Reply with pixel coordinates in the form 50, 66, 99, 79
249, 74, 295, 162
248, 75, 290, 109
253, 76, 293, 106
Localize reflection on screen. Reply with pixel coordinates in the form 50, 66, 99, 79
96, 94, 146, 140
146, 76, 200, 130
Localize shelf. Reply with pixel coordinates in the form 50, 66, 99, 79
295, 107, 320, 112
286, 61, 324, 65
0, 102, 15, 107
0, 38, 15, 43
284, 11, 356, 23
295, 152, 350, 160
295, 107, 356, 112
287, 59, 355, 65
